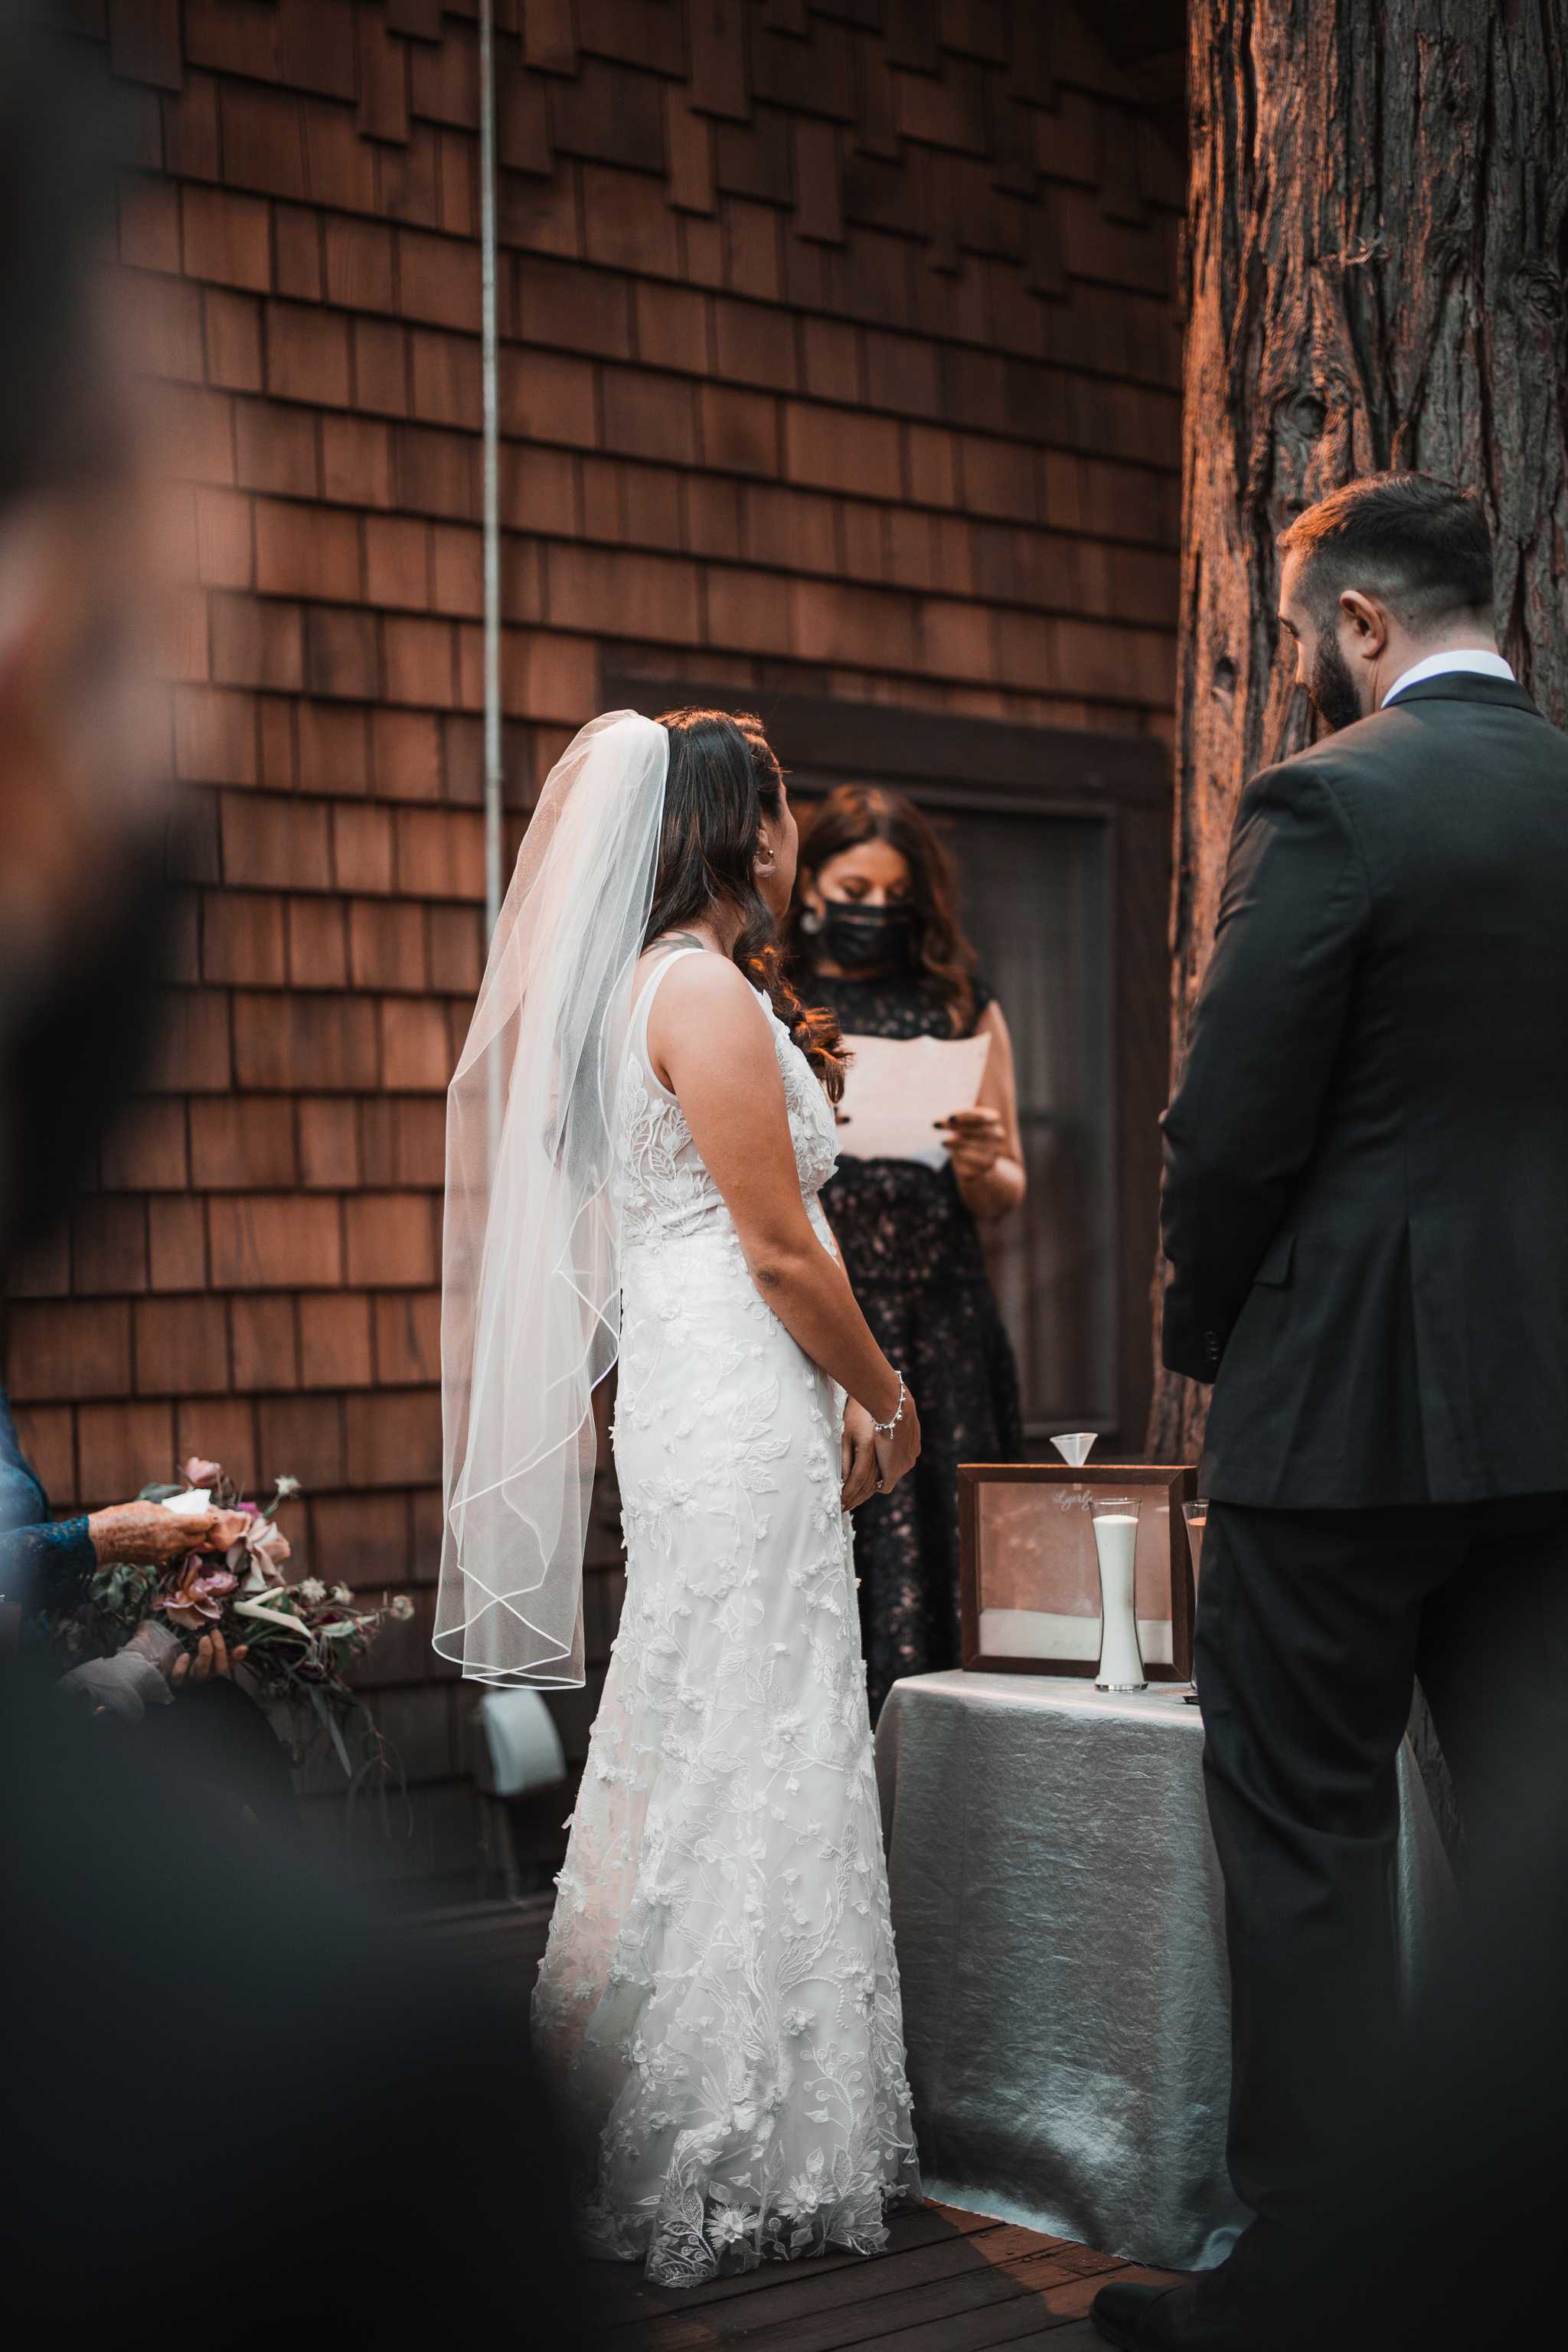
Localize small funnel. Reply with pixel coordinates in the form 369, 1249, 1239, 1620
1050, 1431, 1097, 1468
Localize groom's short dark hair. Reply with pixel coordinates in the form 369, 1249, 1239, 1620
1279, 472, 1494, 633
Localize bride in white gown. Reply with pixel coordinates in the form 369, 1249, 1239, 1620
437, 708, 922, 2285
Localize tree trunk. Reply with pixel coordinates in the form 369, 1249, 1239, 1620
1149, 0, 1568, 1462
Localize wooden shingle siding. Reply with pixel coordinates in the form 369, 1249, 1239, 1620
8, 2, 1181, 1891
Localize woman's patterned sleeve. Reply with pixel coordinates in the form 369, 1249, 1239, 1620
0, 1516, 98, 1612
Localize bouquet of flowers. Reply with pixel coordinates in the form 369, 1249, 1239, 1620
49, 1454, 413, 1785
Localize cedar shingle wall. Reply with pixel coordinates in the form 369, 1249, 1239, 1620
8, 0, 1181, 1889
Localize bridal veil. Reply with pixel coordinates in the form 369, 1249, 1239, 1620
436, 711, 669, 1685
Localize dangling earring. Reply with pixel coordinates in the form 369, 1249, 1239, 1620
799, 905, 823, 936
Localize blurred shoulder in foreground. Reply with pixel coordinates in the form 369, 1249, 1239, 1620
0, 1648, 599, 2345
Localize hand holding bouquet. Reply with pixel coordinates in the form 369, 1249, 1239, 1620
44, 1454, 413, 1781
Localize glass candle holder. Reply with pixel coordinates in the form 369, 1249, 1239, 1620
1090, 1494, 1146, 1691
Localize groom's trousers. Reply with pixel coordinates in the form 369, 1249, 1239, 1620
1194, 1491, 1568, 2317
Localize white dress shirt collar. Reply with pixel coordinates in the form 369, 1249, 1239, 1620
1382, 648, 1516, 707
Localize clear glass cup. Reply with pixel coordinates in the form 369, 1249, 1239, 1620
1181, 1501, 1209, 1700
1090, 1494, 1145, 1691
1182, 1501, 1209, 1596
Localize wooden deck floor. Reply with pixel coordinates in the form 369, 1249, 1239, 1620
589, 2202, 1182, 2350
424, 1900, 1183, 2351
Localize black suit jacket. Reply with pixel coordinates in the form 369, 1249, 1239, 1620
1161, 671, 1568, 1507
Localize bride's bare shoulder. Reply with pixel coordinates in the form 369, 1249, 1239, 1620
641, 947, 756, 1011
643, 949, 771, 1073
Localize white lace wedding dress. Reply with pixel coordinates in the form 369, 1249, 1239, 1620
532, 946, 920, 2285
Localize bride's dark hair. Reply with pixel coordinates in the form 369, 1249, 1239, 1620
649, 708, 845, 1103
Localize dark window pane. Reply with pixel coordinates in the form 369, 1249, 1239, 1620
950, 811, 1113, 1436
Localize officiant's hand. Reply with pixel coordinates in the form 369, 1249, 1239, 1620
872, 1387, 921, 1494
936, 1105, 1005, 1179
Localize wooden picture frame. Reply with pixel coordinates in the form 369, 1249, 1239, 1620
959, 1462, 1198, 1681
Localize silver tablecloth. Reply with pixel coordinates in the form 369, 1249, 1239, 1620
875, 1671, 1452, 2272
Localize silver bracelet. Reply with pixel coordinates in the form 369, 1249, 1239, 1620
872, 1370, 906, 1436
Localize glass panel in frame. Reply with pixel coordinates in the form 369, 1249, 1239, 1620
959, 1464, 1196, 1681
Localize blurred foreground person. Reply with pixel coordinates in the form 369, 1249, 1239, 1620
0, 5, 283, 1831
1, 1644, 596, 2347
0, 18, 593, 2344
1097, 475, 1568, 2349
0, 2, 172, 1268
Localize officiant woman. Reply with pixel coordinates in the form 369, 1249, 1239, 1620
788, 787, 1025, 1717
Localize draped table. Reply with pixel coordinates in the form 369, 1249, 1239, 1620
874, 1670, 1452, 2272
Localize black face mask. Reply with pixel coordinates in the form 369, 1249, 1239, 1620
815, 900, 918, 973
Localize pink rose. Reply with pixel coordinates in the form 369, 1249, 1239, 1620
183, 1456, 223, 1488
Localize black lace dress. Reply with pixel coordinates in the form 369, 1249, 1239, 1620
808, 969, 1024, 1720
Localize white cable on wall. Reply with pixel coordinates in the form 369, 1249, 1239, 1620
479, 0, 502, 948
478, 1, 505, 1165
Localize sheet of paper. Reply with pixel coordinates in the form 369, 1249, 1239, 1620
833, 1031, 991, 1167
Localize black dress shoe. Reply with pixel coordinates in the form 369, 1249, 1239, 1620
1090, 2282, 1213, 2348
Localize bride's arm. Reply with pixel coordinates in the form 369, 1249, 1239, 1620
651, 956, 913, 1440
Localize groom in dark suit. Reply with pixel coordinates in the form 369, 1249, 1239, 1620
1093, 473, 1568, 2348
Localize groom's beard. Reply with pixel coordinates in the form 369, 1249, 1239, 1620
1308, 635, 1366, 734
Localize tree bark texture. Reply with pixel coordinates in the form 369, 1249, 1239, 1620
1148, 0, 1568, 1462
